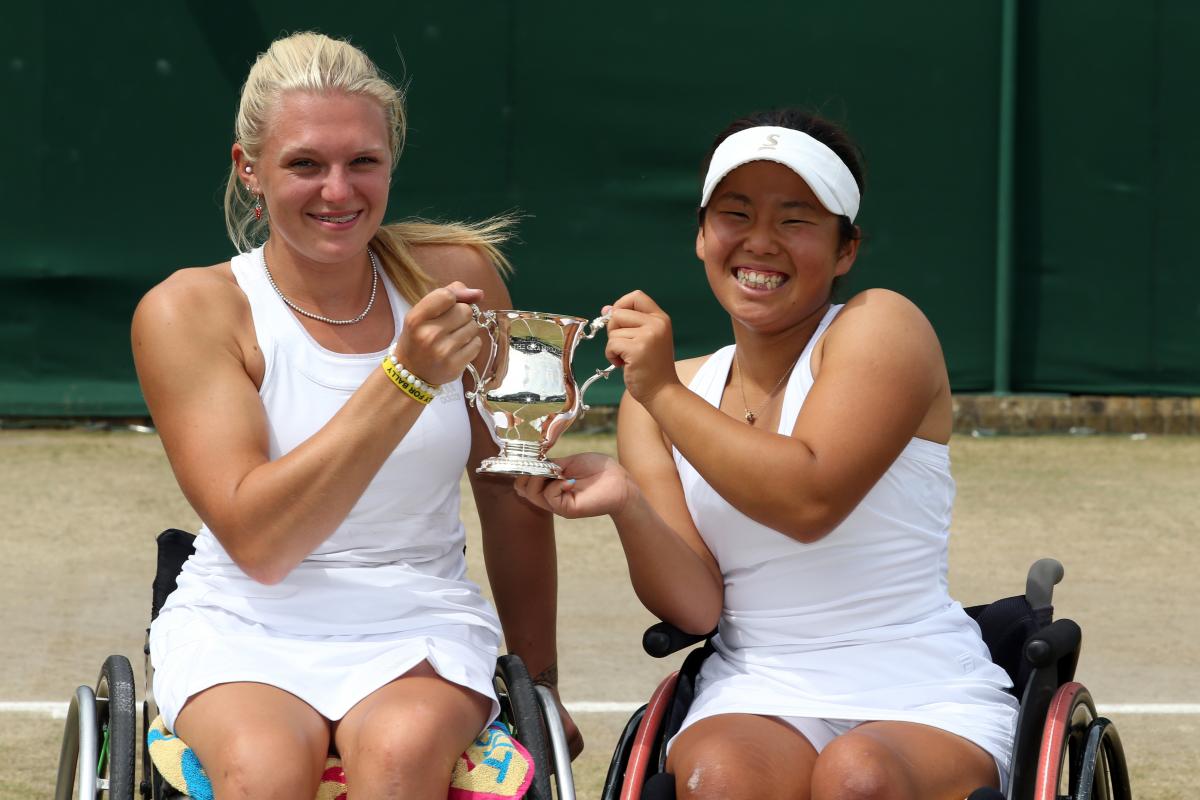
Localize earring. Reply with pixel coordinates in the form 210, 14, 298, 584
244, 164, 253, 174
253, 192, 263, 221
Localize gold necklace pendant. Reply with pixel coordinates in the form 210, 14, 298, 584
735, 349, 793, 427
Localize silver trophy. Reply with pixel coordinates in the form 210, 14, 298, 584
465, 307, 616, 477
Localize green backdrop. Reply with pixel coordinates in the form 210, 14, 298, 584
2, 1, 1196, 415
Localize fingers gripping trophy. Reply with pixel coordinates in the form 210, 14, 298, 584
465, 307, 615, 477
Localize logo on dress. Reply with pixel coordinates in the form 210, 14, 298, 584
438, 381, 464, 405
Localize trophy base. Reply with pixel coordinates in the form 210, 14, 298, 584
475, 454, 563, 478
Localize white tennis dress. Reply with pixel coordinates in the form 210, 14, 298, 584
149, 247, 502, 732
671, 304, 1019, 781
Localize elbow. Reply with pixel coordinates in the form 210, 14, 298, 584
235, 546, 293, 585
656, 603, 719, 638
242, 562, 289, 586
211, 525, 293, 585
675, 608, 721, 637
231, 549, 290, 585
650, 581, 722, 636
688, 588, 723, 634
775, 497, 850, 544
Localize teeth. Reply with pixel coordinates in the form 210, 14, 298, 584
736, 268, 784, 290
317, 213, 357, 223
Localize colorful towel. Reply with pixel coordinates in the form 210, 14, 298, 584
147, 715, 533, 799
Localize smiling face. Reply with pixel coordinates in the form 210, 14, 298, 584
696, 159, 858, 334
236, 90, 393, 266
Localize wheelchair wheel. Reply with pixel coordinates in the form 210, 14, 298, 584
601, 705, 646, 800
619, 671, 679, 800
494, 654, 553, 800
1034, 681, 1132, 800
54, 655, 137, 800
97, 655, 138, 799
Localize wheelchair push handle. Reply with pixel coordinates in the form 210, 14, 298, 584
1024, 558, 1064, 611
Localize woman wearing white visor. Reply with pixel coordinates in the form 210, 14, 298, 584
515, 109, 1018, 799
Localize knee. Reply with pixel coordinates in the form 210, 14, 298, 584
670, 740, 764, 800
361, 731, 457, 778
208, 729, 322, 797
811, 736, 905, 800
346, 710, 461, 781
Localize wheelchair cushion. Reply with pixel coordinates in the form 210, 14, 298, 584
147, 714, 534, 798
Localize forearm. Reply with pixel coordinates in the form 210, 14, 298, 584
611, 483, 723, 634
477, 485, 560, 681
205, 368, 426, 582
640, 383, 834, 541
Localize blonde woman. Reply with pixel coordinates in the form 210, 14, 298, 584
133, 31, 577, 799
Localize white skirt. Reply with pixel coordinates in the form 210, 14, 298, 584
151, 602, 500, 732
670, 624, 1020, 790
149, 550, 504, 733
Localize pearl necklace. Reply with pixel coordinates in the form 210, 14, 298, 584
735, 350, 796, 425
262, 248, 380, 326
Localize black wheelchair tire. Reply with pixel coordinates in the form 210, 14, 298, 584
97, 655, 137, 800
140, 700, 149, 799
1074, 717, 1132, 800
494, 654, 553, 800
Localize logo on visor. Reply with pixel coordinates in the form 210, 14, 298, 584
758, 134, 780, 151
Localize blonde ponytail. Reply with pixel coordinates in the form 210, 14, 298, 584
371, 215, 516, 305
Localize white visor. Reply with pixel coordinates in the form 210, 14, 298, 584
700, 125, 861, 222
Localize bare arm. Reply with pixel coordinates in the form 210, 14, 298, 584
513, 367, 724, 635
610, 289, 949, 543
132, 265, 482, 583
417, 244, 582, 753
612, 390, 724, 633
427, 247, 562, 676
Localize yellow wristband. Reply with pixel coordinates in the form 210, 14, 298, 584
381, 357, 436, 405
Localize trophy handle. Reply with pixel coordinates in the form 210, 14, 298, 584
465, 305, 499, 401
577, 311, 617, 411
581, 312, 611, 340
578, 365, 617, 412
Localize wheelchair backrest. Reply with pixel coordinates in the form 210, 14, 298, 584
151, 529, 197, 621
965, 595, 1054, 698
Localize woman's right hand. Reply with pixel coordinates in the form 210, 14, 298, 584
603, 290, 681, 407
394, 281, 484, 385
514, 452, 635, 520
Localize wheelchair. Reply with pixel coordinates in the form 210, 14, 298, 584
55, 528, 577, 800
601, 558, 1132, 800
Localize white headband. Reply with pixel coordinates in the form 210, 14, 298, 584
700, 125, 861, 222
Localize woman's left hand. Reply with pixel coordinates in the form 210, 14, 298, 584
514, 452, 633, 519
604, 290, 680, 406
538, 680, 584, 759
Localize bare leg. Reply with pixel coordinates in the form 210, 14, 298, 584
667, 713, 819, 800
172, 682, 330, 800
333, 660, 493, 800
811, 721, 999, 800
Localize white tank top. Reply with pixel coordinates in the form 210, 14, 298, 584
163, 247, 499, 640
674, 304, 962, 658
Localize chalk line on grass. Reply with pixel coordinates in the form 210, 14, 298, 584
5, 700, 1199, 720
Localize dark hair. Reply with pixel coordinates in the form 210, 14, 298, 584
698, 108, 865, 251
